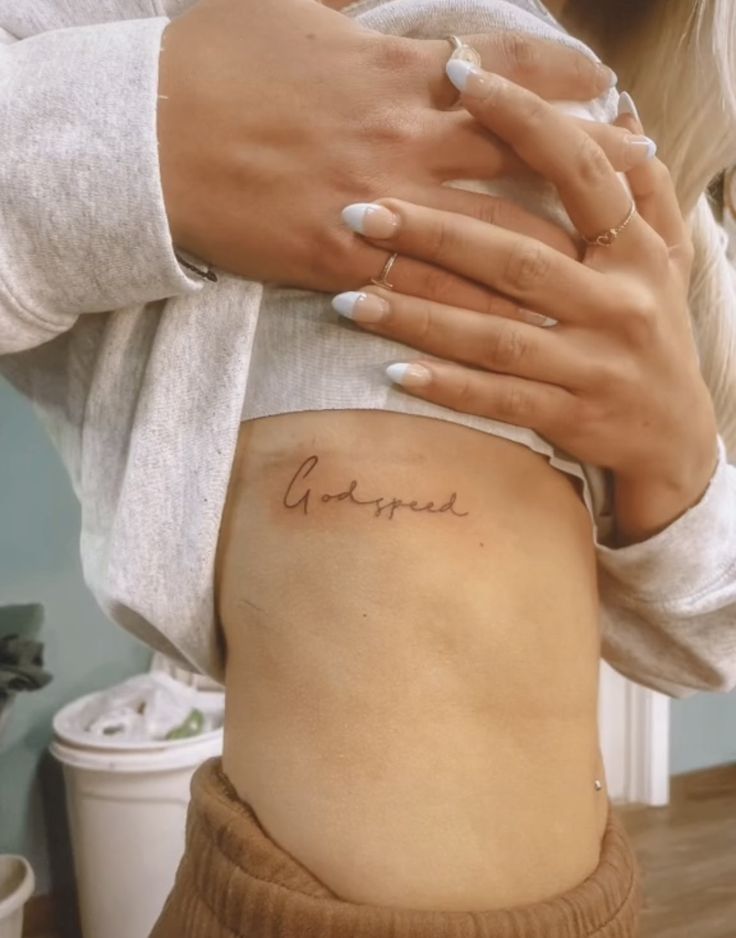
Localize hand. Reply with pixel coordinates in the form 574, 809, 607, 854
333, 70, 719, 544
158, 0, 633, 295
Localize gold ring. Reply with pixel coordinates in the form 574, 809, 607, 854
582, 201, 637, 247
446, 35, 482, 109
370, 251, 399, 290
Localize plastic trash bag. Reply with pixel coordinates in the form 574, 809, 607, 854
73, 672, 217, 743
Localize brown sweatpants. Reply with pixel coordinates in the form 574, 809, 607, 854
150, 758, 643, 937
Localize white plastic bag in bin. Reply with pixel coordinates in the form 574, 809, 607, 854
55, 671, 223, 746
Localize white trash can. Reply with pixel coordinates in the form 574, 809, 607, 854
50, 682, 224, 938
0, 855, 34, 938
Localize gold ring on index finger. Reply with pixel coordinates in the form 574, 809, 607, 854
446, 35, 482, 109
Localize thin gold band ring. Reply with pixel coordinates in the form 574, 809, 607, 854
370, 251, 399, 290
582, 201, 637, 247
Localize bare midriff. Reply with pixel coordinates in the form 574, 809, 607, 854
216, 410, 606, 912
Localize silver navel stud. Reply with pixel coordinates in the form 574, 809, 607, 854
594, 779, 603, 791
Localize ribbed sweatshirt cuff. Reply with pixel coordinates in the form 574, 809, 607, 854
597, 438, 735, 604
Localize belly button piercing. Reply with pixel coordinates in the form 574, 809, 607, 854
594, 779, 603, 791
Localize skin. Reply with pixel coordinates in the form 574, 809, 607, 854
157, 0, 652, 295
336, 68, 719, 544
215, 1, 623, 912
218, 411, 607, 910
182, 0, 712, 914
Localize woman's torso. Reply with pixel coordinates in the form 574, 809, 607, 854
217, 411, 606, 912
217, 0, 610, 913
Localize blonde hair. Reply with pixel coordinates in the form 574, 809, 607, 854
569, 0, 736, 455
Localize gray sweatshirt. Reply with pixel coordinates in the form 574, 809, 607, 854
0, 0, 734, 696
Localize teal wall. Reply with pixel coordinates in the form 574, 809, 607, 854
670, 691, 736, 776
0, 380, 149, 895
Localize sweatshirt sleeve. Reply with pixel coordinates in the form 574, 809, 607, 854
0, 1, 195, 37
0, 17, 202, 355
598, 438, 736, 698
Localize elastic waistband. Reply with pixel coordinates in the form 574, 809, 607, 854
150, 758, 642, 938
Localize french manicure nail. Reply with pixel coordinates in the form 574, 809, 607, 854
445, 59, 487, 96
617, 91, 640, 122
518, 308, 558, 328
342, 203, 399, 239
386, 362, 432, 388
625, 134, 657, 163
332, 291, 389, 323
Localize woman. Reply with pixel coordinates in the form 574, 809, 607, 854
157, 1, 733, 937
0, 1, 733, 937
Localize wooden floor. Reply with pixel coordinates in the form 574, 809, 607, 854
25, 765, 736, 938
618, 763, 736, 938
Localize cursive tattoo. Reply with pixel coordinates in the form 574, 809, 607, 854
282, 455, 469, 521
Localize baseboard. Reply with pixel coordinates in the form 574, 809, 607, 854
670, 761, 736, 804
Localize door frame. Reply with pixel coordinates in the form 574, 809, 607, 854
599, 661, 670, 806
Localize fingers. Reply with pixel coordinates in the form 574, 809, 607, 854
414, 184, 579, 258
419, 32, 616, 109
426, 111, 657, 184
341, 199, 615, 324
348, 241, 517, 317
425, 110, 524, 180
571, 118, 657, 173
332, 287, 582, 385
614, 107, 692, 275
378, 355, 576, 438
451, 67, 653, 252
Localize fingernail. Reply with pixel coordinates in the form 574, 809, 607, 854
617, 91, 640, 122
332, 291, 389, 323
445, 59, 487, 96
342, 203, 399, 239
624, 134, 657, 163
518, 308, 558, 328
598, 64, 618, 89
386, 362, 432, 388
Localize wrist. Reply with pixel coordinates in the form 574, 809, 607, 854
613, 434, 719, 546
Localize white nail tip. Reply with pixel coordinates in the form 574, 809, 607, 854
331, 292, 364, 319
386, 363, 410, 384
445, 59, 478, 92
341, 203, 377, 234
617, 91, 641, 123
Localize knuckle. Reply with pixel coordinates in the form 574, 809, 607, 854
306, 224, 350, 283
422, 219, 458, 266
497, 384, 529, 421
416, 263, 453, 303
360, 106, 419, 149
574, 134, 611, 187
572, 51, 597, 86
474, 196, 504, 227
648, 237, 671, 271
452, 371, 476, 409
370, 36, 425, 76
649, 158, 672, 190
413, 301, 435, 344
623, 291, 658, 343
502, 241, 552, 294
501, 33, 541, 74
475, 197, 518, 232
678, 231, 696, 270
518, 95, 548, 134
484, 325, 528, 370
